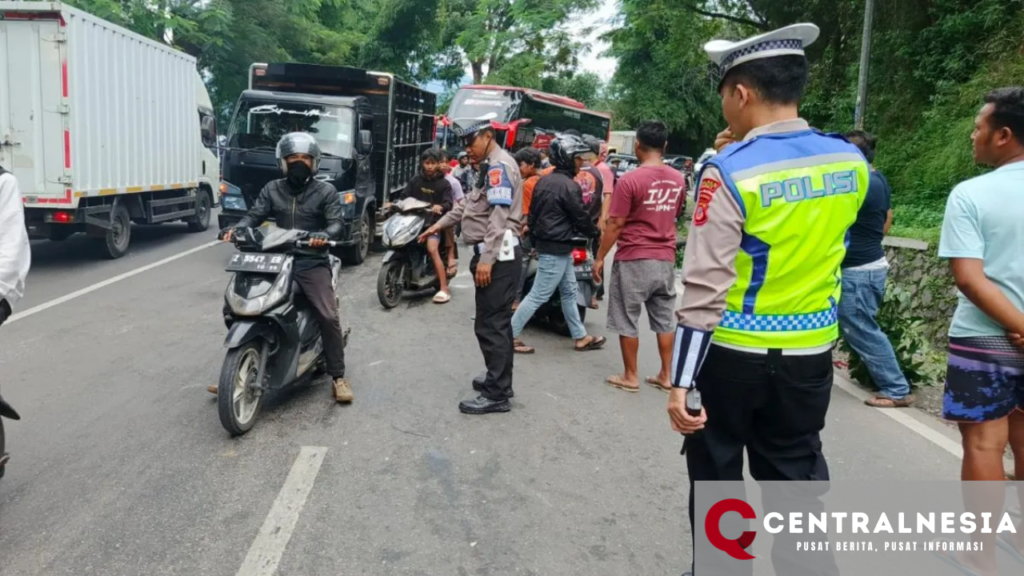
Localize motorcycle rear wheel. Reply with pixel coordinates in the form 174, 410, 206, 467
377, 260, 405, 309
218, 342, 264, 436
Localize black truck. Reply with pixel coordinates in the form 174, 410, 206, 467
218, 63, 437, 265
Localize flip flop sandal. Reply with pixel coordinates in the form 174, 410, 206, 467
645, 377, 671, 392
574, 336, 607, 351
432, 291, 451, 304
931, 542, 989, 576
865, 395, 914, 408
514, 339, 535, 354
605, 375, 639, 393
997, 533, 1024, 566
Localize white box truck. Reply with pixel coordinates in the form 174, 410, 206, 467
0, 2, 220, 258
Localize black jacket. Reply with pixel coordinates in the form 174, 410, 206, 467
528, 170, 599, 255
237, 178, 343, 261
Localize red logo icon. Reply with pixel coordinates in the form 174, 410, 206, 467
706, 498, 757, 560
693, 178, 721, 227
488, 168, 503, 187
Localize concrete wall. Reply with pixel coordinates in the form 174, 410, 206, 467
882, 237, 958, 349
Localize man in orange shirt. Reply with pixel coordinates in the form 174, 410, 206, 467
513, 147, 553, 309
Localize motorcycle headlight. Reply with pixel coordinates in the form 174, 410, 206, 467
225, 259, 293, 316
383, 214, 423, 247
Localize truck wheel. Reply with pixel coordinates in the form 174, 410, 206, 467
92, 204, 131, 259
187, 190, 212, 232
342, 210, 370, 266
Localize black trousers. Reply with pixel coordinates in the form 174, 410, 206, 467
685, 345, 836, 576
293, 265, 346, 378
471, 247, 522, 400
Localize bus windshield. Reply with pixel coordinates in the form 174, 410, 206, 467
228, 99, 354, 158
448, 89, 515, 122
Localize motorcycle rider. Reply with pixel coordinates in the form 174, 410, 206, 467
390, 148, 455, 303
0, 165, 30, 327
217, 133, 353, 403
0, 164, 30, 474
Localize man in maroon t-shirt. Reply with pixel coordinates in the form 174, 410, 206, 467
593, 120, 687, 393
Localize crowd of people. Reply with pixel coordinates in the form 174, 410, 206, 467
2, 18, 1024, 576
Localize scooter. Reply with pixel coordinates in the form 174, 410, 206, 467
520, 237, 598, 336
217, 226, 349, 436
376, 197, 451, 309
0, 392, 19, 480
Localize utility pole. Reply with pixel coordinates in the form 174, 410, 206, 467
854, 0, 875, 130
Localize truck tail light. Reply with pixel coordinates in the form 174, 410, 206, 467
50, 211, 74, 224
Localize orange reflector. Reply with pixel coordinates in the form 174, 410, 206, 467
219, 182, 228, 194
342, 192, 356, 204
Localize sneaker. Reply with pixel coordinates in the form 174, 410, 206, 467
333, 378, 354, 403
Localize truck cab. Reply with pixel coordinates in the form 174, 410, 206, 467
218, 63, 436, 266
219, 92, 374, 264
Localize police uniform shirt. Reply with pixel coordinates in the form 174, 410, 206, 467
677, 118, 833, 355
437, 145, 523, 264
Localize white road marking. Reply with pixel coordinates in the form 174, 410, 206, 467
832, 375, 963, 458
236, 446, 327, 576
7, 240, 220, 325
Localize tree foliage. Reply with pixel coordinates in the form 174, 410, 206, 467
605, 0, 1024, 238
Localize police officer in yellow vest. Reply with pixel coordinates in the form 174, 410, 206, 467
667, 24, 868, 572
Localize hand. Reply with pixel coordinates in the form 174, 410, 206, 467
598, 218, 606, 233
668, 388, 707, 435
418, 225, 440, 244
521, 223, 529, 236
431, 205, 443, 215
714, 128, 736, 152
475, 262, 493, 287
383, 202, 392, 212
592, 259, 605, 285
219, 227, 235, 242
308, 232, 330, 248
1010, 333, 1024, 350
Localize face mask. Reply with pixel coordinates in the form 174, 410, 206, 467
286, 161, 312, 187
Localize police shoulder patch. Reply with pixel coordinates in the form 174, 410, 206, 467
486, 164, 513, 207
693, 178, 721, 227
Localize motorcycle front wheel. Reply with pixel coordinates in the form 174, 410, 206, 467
377, 260, 405, 309
0, 418, 7, 479
217, 342, 265, 436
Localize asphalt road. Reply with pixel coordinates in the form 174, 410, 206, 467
0, 220, 966, 575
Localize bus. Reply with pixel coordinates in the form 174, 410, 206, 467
441, 85, 611, 152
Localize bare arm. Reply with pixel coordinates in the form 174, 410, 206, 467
883, 209, 893, 236
950, 258, 1024, 335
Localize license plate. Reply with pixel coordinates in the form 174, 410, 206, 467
575, 264, 592, 275
226, 253, 286, 274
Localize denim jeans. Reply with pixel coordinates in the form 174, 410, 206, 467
837, 267, 911, 400
512, 253, 586, 340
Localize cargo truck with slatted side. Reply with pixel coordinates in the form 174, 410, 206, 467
0, 2, 221, 259
217, 63, 437, 266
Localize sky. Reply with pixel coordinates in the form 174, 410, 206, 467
576, 0, 621, 81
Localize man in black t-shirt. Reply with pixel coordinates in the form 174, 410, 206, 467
839, 131, 913, 407
392, 148, 454, 303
